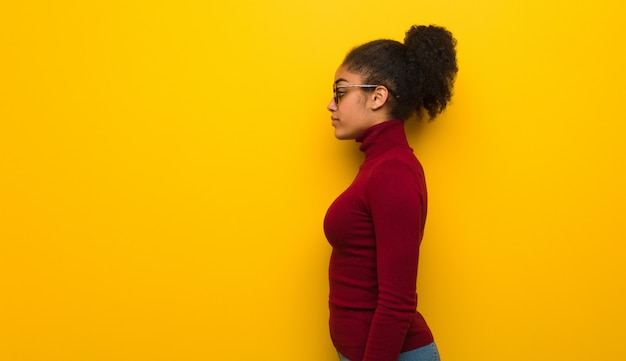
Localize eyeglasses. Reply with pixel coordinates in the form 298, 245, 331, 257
333, 84, 381, 105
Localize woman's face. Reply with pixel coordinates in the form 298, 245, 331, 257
327, 65, 381, 140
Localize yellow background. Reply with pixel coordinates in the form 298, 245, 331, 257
1, 1, 625, 360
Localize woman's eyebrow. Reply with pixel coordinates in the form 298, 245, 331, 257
334, 78, 349, 84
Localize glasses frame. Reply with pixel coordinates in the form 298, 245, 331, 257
333, 84, 381, 105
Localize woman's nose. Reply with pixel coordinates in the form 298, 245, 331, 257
327, 98, 337, 112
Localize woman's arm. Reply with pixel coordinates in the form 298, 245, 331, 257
363, 159, 426, 361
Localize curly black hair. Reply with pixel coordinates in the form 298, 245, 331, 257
342, 25, 458, 120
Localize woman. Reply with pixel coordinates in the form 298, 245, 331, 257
323, 25, 458, 361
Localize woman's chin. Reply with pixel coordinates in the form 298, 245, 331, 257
333, 129, 354, 140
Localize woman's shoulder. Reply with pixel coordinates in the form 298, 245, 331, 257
373, 148, 422, 172
367, 154, 425, 188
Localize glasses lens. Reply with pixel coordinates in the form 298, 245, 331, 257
333, 84, 338, 105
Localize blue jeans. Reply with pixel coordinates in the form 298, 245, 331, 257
337, 342, 440, 361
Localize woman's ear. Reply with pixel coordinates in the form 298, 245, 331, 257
369, 86, 389, 111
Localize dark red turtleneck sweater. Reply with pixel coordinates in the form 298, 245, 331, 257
324, 120, 434, 361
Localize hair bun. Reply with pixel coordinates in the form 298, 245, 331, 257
404, 25, 456, 63
404, 25, 458, 119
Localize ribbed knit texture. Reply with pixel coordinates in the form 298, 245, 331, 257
324, 120, 433, 361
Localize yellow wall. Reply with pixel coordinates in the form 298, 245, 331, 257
1, 1, 625, 360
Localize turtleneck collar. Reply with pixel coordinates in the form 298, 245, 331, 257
356, 119, 410, 160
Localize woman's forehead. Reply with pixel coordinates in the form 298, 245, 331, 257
334, 65, 361, 83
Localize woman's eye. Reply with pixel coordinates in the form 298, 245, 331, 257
337, 92, 347, 98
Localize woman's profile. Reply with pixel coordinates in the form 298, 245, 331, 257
323, 25, 458, 361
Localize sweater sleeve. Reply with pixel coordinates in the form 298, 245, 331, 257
363, 159, 426, 361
